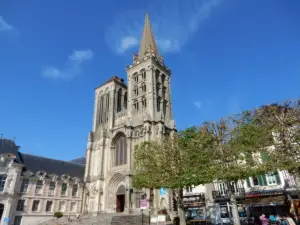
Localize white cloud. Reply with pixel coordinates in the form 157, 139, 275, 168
41, 49, 93, 80
117, 36, 139, 53
0, 16, 14, 32
105, 0, 224, 54
193, 101, 203, 109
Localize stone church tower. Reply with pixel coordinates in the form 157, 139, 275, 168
83, 13, 176, 214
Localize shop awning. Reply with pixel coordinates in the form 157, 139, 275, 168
242, 195, 286, 206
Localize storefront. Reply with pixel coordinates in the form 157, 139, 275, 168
183, 193, 206, 220
242, 190, 289, 217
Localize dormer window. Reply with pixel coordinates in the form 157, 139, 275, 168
61, 183, 68, 196
20, 178, 29, 193
35, 180, 43, 195
49, 181, 56, 196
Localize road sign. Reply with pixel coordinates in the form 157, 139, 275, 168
160, 188, 166, 196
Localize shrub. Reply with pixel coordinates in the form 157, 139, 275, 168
54, 212, 63, 219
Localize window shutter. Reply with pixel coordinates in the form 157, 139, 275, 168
246, 178, 251, 188
275, 171, 281, 185
258, 175, 267, 186
262, 174, 267, 185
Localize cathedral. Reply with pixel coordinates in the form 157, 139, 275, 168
82, 13, 176, 214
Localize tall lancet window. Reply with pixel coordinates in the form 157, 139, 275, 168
141, 70, 146, 80
163, 101, 167, 117
106, 93, 110, 122
100, 96, 104, 124
117, 88, 122, 112
115, 135, 127, 166
157, 97, 161, 112
124, 92, 127, 109
161, 74, 165, 84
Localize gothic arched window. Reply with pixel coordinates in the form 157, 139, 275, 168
133, 86, 138, 96
161, 74, 166, 84
157, 97, 161, 112
117, 88, 122, 112
142, 98, 147, 109
155, 70, 160, 82
142, 83, 146, 93
133, 100, 139, 112
141, 70, 146, 80
163, 101, 167, 116
124, 92, 127, 109
115, 135, 127, 166
100, 96, 104, 123
162, 87, 167, 99
156, 83, 160, 95
106, 93, 110, 122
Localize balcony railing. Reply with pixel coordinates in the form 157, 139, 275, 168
212, 188, 245, 199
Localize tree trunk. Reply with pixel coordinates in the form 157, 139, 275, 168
175, 188, 186, 225
229, 191, 240, 225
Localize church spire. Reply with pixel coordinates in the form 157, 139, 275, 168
138, 13, 159, 59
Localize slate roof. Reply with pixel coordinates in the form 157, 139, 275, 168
0, 138, 19, 156
70, 157, 86, 165
17, 153, 85, 179
1, 138, 85, 179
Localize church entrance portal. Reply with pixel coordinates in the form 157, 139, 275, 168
116, 185, 125, 212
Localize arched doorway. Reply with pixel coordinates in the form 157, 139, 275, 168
116, 185, 125, 212
0, 204, 4, 221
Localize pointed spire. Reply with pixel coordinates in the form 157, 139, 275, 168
138, 13, 159, 59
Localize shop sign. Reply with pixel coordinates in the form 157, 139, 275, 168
160, 188, 166, 196
140, 199, 148, 209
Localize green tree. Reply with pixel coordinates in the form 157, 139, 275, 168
254, 100, 300, 183
133, 130, 215, 225
53, 212, 63, 225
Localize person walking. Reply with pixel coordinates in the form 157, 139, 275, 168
260, 214, 269, 225
76, 213, 80, 223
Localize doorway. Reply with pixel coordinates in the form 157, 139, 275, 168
0, 204, 4, 222
116, 185, 126, 212
116, 194, 125, 212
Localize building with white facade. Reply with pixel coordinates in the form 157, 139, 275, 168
0, 138, 85, 225
183, 166, 298, 223
82, 13, 176, 214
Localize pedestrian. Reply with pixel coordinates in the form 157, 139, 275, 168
76, 213, 80, 223
260, 214, 269, 225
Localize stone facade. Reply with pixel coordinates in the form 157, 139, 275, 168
0, 138, 85, 225
83, 13, 176, 214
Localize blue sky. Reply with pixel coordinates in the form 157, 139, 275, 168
0, 0, 299, 160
